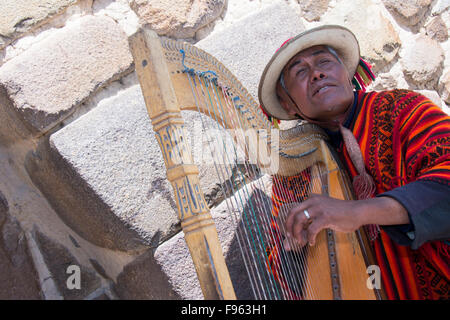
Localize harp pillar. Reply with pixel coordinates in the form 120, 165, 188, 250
129, 27, 236, 300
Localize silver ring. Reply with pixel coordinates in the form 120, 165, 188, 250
303, 209, 311, 220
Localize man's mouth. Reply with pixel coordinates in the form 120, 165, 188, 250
313, 84, 335, 96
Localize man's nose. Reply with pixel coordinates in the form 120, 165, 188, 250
311, 69, 326, 82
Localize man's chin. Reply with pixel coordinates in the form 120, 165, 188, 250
312, 106, 350, 124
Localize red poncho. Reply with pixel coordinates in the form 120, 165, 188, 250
270, 89, 450, 300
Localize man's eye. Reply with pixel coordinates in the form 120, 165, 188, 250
319, 59, 330, 65
296, 68, 306, 76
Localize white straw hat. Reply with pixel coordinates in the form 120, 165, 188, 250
258, 25, 360, 120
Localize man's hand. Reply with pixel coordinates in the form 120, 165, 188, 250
280, 194, 409, 250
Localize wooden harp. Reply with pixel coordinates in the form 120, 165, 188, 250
128, 27, 383, 300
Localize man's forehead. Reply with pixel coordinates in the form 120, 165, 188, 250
296, 45, 329, 57
284, 45, 333, 68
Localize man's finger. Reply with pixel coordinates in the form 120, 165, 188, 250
292, 210, 310, 241
283, 234, 306, 251
307, 219, 325, 247
295, 228, 308, 247
285, 202, 309, 237
277, 203, 299, 236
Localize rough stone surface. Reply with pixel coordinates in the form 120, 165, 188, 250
425, 16, 449, 42
197, 1, 305, 102
401, 34, 444, 90
0, 0, 77, 49
382, 0, 433, 26
322, 0, 401, 73
0, 15, 133, 136
299, 0, 330, 21
153, 230, 202, 299
1, 0, 95, 67
33, 229, 101, 300
114, 249, 181, 299
432, 0, 450, 15
154, 175, 274, 300
0, 192, 42, 299
130, 0, 226, 39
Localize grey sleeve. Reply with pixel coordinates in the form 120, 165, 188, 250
376, 180, 450, 250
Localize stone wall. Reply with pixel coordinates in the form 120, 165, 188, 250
0, 0, 448, 299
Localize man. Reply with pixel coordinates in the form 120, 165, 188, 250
258, 25, 450, 299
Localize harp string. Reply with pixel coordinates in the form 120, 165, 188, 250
214, 85, 298, 300
201, 76, 275, 298
272, 167, 322, 299
186, 72, 265, 299
268, 129, 335, 299
187, 72, 281, 299
206, 75, 305, 300
217, 109, 300, 299
206, 74, 305, 299
210, 83, 285, 300
215, 80, 314, 300
267, 172, 309, 299
206, 76, 314, 300
194, 74, 275, 299
203, 77, 283, 299
193, 73, 316, 300
213, 79, 309, 300
205, 75, 293, 299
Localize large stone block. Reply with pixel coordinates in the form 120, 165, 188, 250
196, 1, 305, 102
26, 83, 240, 251
130, 0, 226, 39
322, 0, 401, 73
382, 0, 433, 27
432, 0, 450, 16
0, 15, 133, 139
425, 16, 449, 42
401, 34, 444, 90
0, 0, 77, 49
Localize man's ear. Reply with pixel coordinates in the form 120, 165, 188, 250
275, 81, 297, 116
279, 98, 295, 115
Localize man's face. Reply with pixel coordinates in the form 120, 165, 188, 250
276, 45, 354, 123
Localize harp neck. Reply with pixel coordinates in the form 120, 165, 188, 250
129, 27, 236, 300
